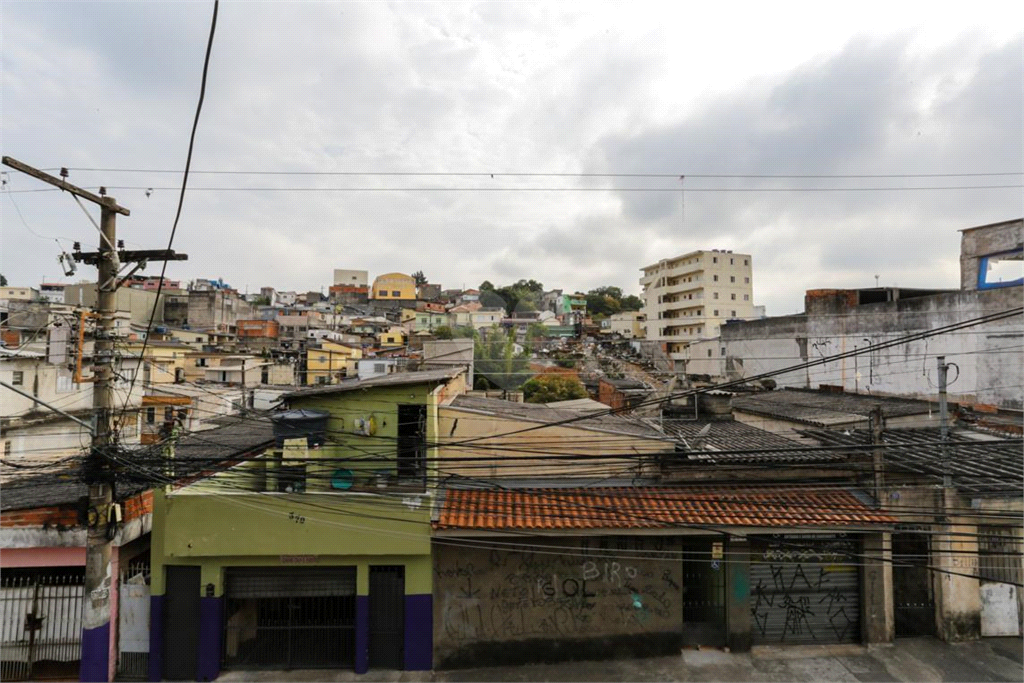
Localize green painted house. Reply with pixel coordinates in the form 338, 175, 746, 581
149, 367, 468, 679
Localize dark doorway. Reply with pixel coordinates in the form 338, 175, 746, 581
893, 533, 936, 637
222, 567, 356, 670
369, 566, 405, 669
163, 566, 200, 681
681, 539, 727, 647
397, 405, 427, 482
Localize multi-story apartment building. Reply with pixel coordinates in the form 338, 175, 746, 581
640, 248, 755, 359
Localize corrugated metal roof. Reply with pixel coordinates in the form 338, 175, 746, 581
661, 419, 843, 463
447, 395, 669, 439
732, 389, 936, 427
799, 427, 1024, 496
282, 367, 464, 400
435, 486, 895, 531
1, 415, 275, 511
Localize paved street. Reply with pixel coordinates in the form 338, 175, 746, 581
218, 637, 1023, 682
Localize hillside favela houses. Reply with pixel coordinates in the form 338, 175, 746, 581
1, 220, 1021, 681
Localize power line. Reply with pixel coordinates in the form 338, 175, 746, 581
46, 168, 1024, 179
118, 0, 219, 432
9, 184, 1023, 194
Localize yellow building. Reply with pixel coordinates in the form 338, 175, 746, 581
165, 328, 210, 351
305, 341, 363, 385
378, 326, 407, 349
124, 340, 189, 384
371, 272, 416, 300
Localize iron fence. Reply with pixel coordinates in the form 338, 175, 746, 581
0, 572, 84, 681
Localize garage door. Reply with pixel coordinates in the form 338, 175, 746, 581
750, 535, 860, 644
223, 567, 356, 669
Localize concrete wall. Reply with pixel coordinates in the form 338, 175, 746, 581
720, 288, 1022, 410
187, 290, 255, 332
960, 219, 1023, 291
63, 284, 165, 327
433, 535, 683, 668
436, 408, 667, 479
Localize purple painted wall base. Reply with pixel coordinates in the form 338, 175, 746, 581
355, 596, 370, 673
147, 596, 164, 682
198, 597, 223, 682
80, 622, 110, 682
404, 594, 433, 671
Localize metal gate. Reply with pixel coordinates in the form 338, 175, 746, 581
681, 539, 726, 647
116, 562, 151, 680
751, 535, 861, 644
892, 533, 935, 637
0, 572, 84, 681
369, 566, 405, 669
223, 567, 356, 669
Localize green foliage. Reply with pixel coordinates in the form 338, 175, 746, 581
452, 325, 477, 339
620, 294, 643, 311
433, 325, 454, 340
412, 270, 428, 286
585, 292, 620, 317
525, 322, 547, 340
479, 289, 507, 309
0, 274, 7, 287
523, 374, 588, 403
585, 286, 645, 316
252, 295, 271, 306
481, 279, 545, 315
474, 327, 531, 391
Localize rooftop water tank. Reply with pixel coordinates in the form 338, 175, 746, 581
271, 409, 330, 448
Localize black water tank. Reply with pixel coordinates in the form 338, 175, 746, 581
271, 409, 330, 447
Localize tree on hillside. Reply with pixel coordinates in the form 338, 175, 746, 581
474, 327, 531, 392
522, 374, 588, 403
412, 270, 428, 286
585, 290, 621, 317
0, 274, 7, 286
621, 294, 643, 311
484, 279, 544, 315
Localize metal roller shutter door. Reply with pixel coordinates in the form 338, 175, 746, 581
224, 567, 357, 669
750, 536, 861, 644
225, 567, 356, 598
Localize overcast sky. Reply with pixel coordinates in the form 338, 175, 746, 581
2, 2, 1021, 315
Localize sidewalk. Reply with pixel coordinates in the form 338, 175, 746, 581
217, 637, 1024, 682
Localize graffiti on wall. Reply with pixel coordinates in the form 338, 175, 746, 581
435, 537, 682, 646
751, 539, 859, 642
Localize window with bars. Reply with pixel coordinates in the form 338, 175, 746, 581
979, 526, 1023, 586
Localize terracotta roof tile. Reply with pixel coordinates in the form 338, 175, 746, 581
435, 486, 895, 531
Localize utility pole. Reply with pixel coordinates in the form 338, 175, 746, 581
870, 404, 885, 500
2, 157, 186, 683
937, 356, 951, 487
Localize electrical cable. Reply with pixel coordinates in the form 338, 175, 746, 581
116, 0, 220, 433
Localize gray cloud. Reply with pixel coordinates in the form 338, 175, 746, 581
1, 4, 1020, 318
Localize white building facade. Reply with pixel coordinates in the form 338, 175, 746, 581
640, 249, 755, 361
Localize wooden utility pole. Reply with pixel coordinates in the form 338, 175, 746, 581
1, 157, 186, 682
